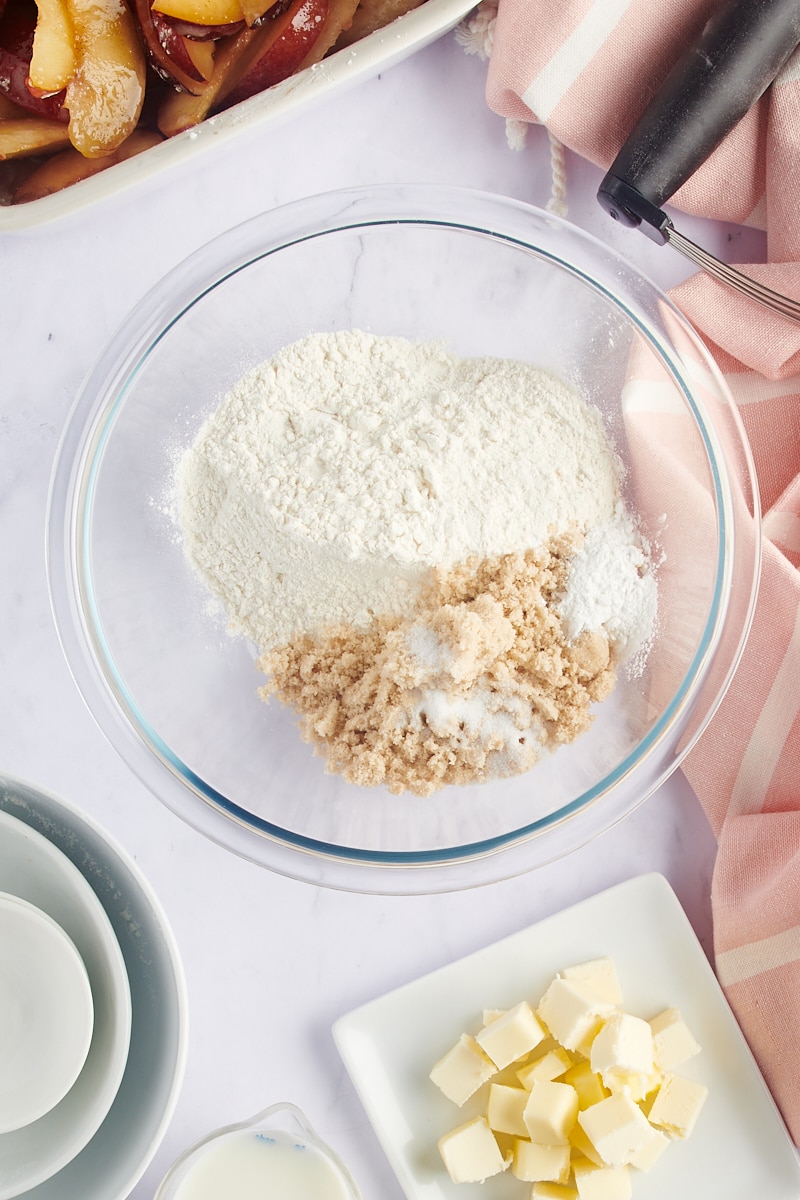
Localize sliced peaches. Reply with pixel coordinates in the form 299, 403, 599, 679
219, 0, 358, 108
0, 115, 70, 157
0, 0, 67, 119
29, 0, 76, 93
219, 0, 326, 107
157, 23, 260, 135
64, 0, 147, 157
132, 0, 214, 94
182, 34, 215, 78
152, 0, 244, 26
237, 0, 278, 27
14, 125, 162, 199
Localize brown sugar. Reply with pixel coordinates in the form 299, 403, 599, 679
256, 534, 616, 797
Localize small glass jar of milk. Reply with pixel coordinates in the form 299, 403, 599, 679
155, 1102, 361, 1200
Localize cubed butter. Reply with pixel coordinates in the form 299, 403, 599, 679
561, 958, 624, 1006
518, 1046, 575, 1088
523, 1080, 579, 1145
647, 1073, 708, 1138
563, 1061, 609, 1110
577, 1092, 660, 1167
572, 1157, 632, 1200
429, 1034, 496, 1106
626, 1126, 670, 1171
537, 977, 616, 1054
438, 1116, 509, 1183
512, 1138, 571, 1183
532, 1183, 579, 1199
487, 1083, 529, 1137
648, 1008, 701, 1072
590, 1014, 655, 1096
476, 1000, 547, 1069
569, 1119, 605, 1167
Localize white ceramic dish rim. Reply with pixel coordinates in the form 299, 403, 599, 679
0, 774, 189, 1200
46, 185, 761, 893
0, 892, 94, 1134
0, 807, 132, 1197
0, 0, 474, 232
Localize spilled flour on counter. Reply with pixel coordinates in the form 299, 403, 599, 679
176, 330, 658, 795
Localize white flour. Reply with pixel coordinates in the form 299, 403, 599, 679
176, 330, 655, 655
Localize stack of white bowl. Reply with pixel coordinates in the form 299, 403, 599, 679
0, 775, 188, 1200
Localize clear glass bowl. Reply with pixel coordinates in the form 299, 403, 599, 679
47, 184, 760, 893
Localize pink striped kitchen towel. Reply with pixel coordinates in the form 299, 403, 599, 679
460, 0, 800, 1145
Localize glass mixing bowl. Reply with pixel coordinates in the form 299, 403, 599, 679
47, 184, 760, 893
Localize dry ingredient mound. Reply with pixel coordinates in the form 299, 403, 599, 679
176, 330, 622, 650
176, 330, 659, 796
258, 537, 616, 798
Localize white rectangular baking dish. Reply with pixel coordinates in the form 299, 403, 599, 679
0, 0, 475, 232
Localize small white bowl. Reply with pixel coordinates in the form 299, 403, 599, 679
0, 893, 94, 1133
0, 810, 131, 1197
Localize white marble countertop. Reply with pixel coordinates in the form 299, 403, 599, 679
0, 25, 765, 1200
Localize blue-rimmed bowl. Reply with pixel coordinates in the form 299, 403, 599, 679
46, 184, 759, 893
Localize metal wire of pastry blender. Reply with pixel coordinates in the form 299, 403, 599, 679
666, 225, 800, 325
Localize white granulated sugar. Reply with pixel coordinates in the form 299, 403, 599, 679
559, 505, 658, 661
177, 330, 626, 650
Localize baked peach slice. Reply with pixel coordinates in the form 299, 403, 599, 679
63, 0, 147, 157
29, 0, 76, 93
14, 125, 162, 199
0, 115, 70, 157
152, 0, 244, 28
158, 0, 358, 134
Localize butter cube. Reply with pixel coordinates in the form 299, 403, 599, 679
647, 1073, 708, 1138
590, 1014, 655, 1095
569, 1119, 605, 1166
563, 1061, 609, 1109
476, 1001, 547, 1069
626, 1126, 670, 1171
512, 1139, 571, 1183
648, 1008, 701, 1071
532, 1183, 579, 1199
438, 1116, 509, 1183
523, 1080, 579, 1145
487, 1083, 529, 1137
537, 978, 616, 1054
577, 1092, 660, 1166
518, 1047, 574, 1088
430, 1034, 496, 1106
572, 1157, 632, 1200
562, 959, 624, 1006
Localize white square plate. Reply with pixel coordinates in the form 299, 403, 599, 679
333, 873, 800, 1200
